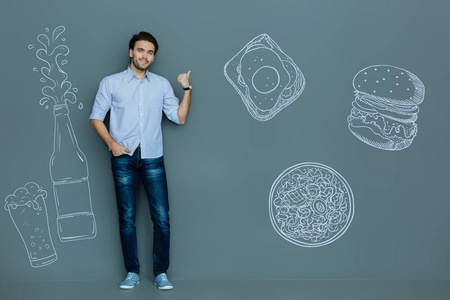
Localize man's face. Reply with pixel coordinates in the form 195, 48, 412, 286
129, 40, 156, 71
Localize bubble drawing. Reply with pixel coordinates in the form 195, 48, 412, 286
224, 34, 305, 121
29, 26, 97, 242
4, 182, 58, 267
347, 65, 425, 151
269, 163, 354, 247
28, 25, 82, 109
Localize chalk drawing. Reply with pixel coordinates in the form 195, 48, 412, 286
269, 163, 354, 247
347, 65, 425, 150
28, 26, 81, 110
224, 34, 305, 121
4, 182, 58, 267
29, 26, 97, 242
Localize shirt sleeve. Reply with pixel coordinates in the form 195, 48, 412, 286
162, 78, 181, 124
89, 77, 112, 121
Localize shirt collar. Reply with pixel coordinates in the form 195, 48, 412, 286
126, 66, 151, 83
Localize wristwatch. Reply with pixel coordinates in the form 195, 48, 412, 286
183, 84, 192, 91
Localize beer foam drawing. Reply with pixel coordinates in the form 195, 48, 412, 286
29, 26, 97, 242
269, 163, 354, 247
4, 182, 57, 267
224, 34, 305, 121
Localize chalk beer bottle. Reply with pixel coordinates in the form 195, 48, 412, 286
50, 104, 97, 242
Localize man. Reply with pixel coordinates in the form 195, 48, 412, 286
89, 31, 192, 290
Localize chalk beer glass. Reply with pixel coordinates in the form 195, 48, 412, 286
5, 183, 58, 267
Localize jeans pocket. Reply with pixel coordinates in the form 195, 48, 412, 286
112, 153, 127, 159
111, 154, 129, 169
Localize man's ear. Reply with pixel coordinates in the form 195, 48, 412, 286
129, 49, 133, 58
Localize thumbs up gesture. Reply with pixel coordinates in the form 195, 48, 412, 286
177, 70, 191, 89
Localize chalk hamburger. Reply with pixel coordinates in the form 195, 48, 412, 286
347, 65, 425, 150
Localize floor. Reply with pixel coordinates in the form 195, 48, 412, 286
2, 280, 450, 300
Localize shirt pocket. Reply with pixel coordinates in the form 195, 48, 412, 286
112, 88, 137, 109
146, 88, 164, 112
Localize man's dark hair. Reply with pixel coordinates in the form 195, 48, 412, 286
129, 31, 159, 54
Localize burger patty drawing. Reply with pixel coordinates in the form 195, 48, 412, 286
347, 65, 425, 150
224, 34, 305, 121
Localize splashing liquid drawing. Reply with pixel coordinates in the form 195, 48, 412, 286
29, 26, 97, 242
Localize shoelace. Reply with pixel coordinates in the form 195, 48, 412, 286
159, 273, 168, 281
126, 272, 136, 280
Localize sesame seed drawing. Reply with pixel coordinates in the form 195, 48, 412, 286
347, 65, 425, 151
269, 163, 354, 247
224, 34, 305, 121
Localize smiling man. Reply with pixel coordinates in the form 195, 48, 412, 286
89, 31, 192, 290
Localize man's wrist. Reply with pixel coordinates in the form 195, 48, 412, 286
106, 140, 118, 150
183, 84, 192, 91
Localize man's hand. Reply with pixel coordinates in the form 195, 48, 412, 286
91, 119, 132, 156
110, 143, 131, 157
176, 70, 192, 125
177, 70, 191, 88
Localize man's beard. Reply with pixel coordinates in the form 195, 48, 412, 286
132, 57, 150, 71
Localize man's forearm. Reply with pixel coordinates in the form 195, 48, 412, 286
91, 119, 116, 148
91, 119, 131, 156
177, 90, 191, 125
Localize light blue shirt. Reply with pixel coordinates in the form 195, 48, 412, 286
90, 67, 180, 158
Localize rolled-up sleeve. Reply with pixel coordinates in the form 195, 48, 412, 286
162, 79, 180, 124
90, 77, 112, 121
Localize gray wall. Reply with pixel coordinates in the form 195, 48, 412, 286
1, 0, 449, 282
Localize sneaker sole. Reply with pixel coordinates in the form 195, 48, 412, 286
154, 282, 173, 290
119, 281, 140, 290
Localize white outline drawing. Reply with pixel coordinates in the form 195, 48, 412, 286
28, 26, 81, 110
269, 163, 354, 247
224, 34, 305, 121
347, 65, 425, 151
4, 183, 58, 267
29, 26, 97, 242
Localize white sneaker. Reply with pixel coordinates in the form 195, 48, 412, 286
154, 273, 173, 290
119, 272, 140, 289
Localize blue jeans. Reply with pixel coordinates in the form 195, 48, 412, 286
111, 147, 170, 276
